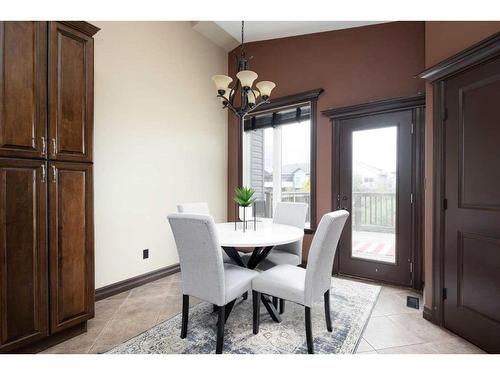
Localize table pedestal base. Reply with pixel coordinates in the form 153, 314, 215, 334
221, 246, 282, 323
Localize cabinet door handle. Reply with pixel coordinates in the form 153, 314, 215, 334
41, 164, 46, 183
52, 138, 57, 157
51, 165, 57, 183
41, 137, 47, 156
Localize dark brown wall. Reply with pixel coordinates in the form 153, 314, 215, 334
423, 21, 500, 307
227, 22, 425, 259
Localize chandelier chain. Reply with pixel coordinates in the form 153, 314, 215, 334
241, 21, 245, 55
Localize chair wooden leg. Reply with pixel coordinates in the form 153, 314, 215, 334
181, 294, 189, 339
324, 290, 332, 332
252, 291, 261, 334
272, 296, 279, 309
216, 305, 226, 354
224, 299, 236, 323
279, 299, 285, 314
305, 306, 314, 354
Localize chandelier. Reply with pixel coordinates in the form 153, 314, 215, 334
211, 21, 276, 118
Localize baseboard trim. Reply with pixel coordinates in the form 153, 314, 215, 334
423, 305, 436, 324
95, 264, 180, 301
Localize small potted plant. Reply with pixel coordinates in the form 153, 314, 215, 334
233, 186, 256, 231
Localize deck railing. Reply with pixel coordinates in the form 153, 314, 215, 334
255, 191, 394, 233
352, 192, 395, 233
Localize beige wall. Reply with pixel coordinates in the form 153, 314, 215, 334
92, 22, 228, 288
423, 22, 500, 307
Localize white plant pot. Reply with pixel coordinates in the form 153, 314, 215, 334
238, 206, 253, 221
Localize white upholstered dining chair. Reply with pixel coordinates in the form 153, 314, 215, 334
177, 202, 210, 215
251, 210, 349, 354
167, 213, 258, 354
177, 202, 232, 264
265, 202, 308, 267
255, 202, 307, 313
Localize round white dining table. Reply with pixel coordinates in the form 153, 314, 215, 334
215, 220, 304, 322
216, 221, 304, 248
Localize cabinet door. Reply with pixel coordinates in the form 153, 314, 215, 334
0, 22, 47, 159
49, 162, 94, 333
0, 159, 48, 352
48, 22, 93, 163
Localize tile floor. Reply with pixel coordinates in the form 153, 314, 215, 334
42, 273, 484, 354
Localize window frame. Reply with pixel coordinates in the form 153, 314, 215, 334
240, 88, 323, 233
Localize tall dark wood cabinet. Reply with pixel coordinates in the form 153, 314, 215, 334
0, 21, 98, 353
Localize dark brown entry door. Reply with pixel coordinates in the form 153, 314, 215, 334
443, 56, 500, 353
336, 111, 414, 286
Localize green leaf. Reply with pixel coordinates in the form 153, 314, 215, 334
233, 186, 256, 207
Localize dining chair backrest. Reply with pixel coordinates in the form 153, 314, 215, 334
273, 202, 308, 228
167, 213, 225, 306
304, 210, 349, 306
272, 202, 308, 258
177, 202, 210, 215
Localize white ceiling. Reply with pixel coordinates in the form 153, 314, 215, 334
214, 21, 386, 43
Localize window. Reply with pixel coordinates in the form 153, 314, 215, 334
242, 103, 314, 229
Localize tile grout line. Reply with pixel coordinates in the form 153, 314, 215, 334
374, 341, 429, 354
87, 290, 134, 354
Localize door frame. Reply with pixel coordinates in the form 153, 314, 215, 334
323, 95, 425, 290
417, 31, 500, 326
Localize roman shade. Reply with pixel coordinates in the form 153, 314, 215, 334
244, 104, 311, 131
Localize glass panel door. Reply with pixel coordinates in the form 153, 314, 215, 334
351, 127, 397, 263
337, 109, 414, 286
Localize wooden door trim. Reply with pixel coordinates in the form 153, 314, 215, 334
324, 95, 425, 289
419, 33, 500, 327
322, 94, 425, 120
417, 32, 500, 82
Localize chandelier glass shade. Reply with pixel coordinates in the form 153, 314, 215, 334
211, 21, 276, 118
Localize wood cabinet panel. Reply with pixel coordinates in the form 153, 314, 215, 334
0, 159, 48, 352
0, 22, 47, 159
49, 162, 94, 333
48, 22, 93, 162
0, 21, 97, 352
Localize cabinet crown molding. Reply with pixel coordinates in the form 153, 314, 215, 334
58, 21, 100, 36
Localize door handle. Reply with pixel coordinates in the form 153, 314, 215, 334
52, 138, 57, 157
41, 164, 46, 183
336, 194, 349, 211
51, 165, 57, 183
41, 137, 47, 156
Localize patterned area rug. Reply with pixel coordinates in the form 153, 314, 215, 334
108, 277, 380, 354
